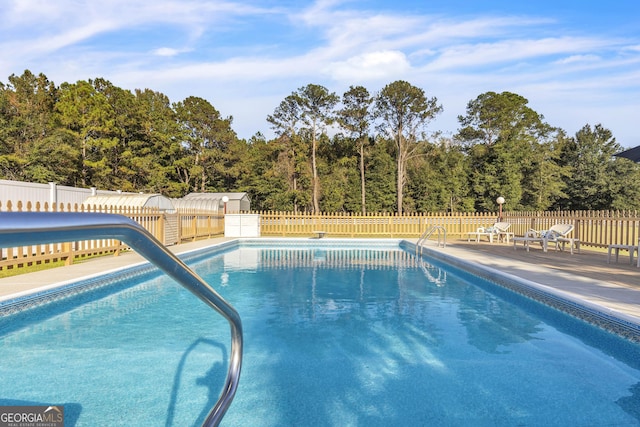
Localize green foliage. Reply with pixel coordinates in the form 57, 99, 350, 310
365, 138, 397, 212
174, 96, 237, 193
0, 70, 57, 182
406, 139, 474, 212
456, 91, 561, 212
339, 85, 373, 213
26, 129, 81, 185
520, 132, 569, 210
271, 84, 339, 213
133, 88, 186, 196
557, 124, 640, 210
1, 70, 638, 213
373, 80, 443, 214
55, 80, 116, 187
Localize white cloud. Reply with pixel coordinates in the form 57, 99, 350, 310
325, 50, 411, 81
152, 47, 183, 57
555, 54, 601, 65
424, 37, 609, 71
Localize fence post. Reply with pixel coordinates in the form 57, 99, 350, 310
63, 241, 74, 266
192, 213, 197, 242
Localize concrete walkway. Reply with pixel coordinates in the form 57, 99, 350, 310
1, 237, 639, 327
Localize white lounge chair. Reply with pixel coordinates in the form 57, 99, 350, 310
494, 222, 515, 243
513, 224, 580, 254
467, 222, 513, 243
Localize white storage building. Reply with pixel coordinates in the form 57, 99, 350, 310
174, 192, 251, 213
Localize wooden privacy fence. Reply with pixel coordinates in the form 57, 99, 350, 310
0, 200, 224, 271
255, 210, 640, 249
257, 211, 516, 238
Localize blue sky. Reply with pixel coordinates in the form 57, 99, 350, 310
2, 0, 639, 146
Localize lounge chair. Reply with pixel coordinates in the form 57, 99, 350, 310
513, 224, 580, 254
494, 222, 515, 243
467, 222, 513, 243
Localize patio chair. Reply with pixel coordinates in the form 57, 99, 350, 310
513, 223, 580, 254
494, 222, 515, 243
467, 221, 513, 243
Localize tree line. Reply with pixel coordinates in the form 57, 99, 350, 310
2, 70, 639, 213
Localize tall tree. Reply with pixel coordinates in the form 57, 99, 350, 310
91, 78, 139, 190
374, 80, 442, 214
456, 91, 555, 211
267, 94, 307, 212
174, 96, 236, 192
133, 88, 187, 196
55, 80, 115, 187
0, 70, 57, 181
296, 84, 339, 213
558, 124, 638, 210
339, 85, 373, 213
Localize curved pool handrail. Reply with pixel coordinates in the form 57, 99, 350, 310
0, 212, 242, 427
416, 225, 447, 254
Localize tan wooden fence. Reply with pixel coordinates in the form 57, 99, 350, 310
0, 200, 224, 271
2, 202, 640, 272
256, 210, 522, 238
255, 210, 640, 249
504, 210, 640, 249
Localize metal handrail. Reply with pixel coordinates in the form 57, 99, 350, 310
0, 212, 242, 427
416, 225, 447, 254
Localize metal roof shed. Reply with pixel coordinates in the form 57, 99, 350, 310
171, 197, 222, 212
82, 193, 176, 213
182, 192, 251, 212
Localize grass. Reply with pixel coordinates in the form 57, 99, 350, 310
0, 259, 67, 278
0, 251, 125, 279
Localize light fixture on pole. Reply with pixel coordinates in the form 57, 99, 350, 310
222, 195, 229, 215
496, 196, 505, 220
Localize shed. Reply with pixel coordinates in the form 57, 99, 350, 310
82, 193, 178, 245
171, 197, 222, 213
179, 192, 251, 213
82, 193, 176, 213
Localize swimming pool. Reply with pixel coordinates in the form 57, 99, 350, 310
2, 239, 640, 426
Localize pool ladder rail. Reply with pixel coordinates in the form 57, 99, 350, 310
416, 225, 447, 254
0, 212, 242, 427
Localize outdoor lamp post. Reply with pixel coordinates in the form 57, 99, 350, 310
496, 196, 505, 221
222, 195, 229, 215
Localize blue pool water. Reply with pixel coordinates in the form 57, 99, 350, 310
2, 241, 640, 426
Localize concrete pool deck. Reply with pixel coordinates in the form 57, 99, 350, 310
435, 240, 640, 325
0, 238, 233, 303
1, 237, 639, 325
